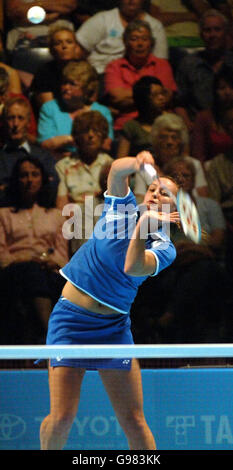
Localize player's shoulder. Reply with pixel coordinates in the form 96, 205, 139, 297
104, 188, 137, 209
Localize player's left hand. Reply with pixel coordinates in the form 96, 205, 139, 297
139, 209, 180, 235
152, 210, 180, 226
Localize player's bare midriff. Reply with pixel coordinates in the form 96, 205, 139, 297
62, 281, 120, 315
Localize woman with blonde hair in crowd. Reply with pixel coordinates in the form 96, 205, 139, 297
37, 60, 114, 159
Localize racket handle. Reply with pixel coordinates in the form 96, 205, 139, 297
141, 163, 157, 185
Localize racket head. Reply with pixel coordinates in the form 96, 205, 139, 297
176, 189, 202, 243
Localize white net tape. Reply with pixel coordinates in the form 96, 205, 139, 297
0, 344, 233, 359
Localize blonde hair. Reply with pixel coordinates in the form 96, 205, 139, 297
62, 60, 99, 103
151, 113, 189, 151
48, 20, 75, 46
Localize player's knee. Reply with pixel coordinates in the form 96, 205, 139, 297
48, 411, 76, 435
120, 409, 147, 435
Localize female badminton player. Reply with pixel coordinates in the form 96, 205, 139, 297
40, 151, 180, 450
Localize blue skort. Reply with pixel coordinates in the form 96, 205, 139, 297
46, 297, 134, 370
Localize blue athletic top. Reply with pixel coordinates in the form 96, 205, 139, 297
60, 189, 176, 314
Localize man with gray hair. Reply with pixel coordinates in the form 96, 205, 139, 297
175, 9, 233, 128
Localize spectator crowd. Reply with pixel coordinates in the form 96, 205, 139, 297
0, 0, 233, 350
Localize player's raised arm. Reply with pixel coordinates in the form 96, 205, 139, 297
107, 151, 155, 198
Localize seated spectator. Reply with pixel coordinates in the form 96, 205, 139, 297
134, 113, 208, 202
104, 19, 177, 132
37, 60, 114, 159
175, 9, 233, 129
31, 20, 84, 109
0, 96, 58, 207
0, 157, 68, 344
56, 110, 113, 254
117, 75, 175, 157
0, 68, 37, 145
191, 64, 233, 164
5, 0, 77, 87
184, 0, 233, 49
75, 0, 168, 77
150, 0, 233, 50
